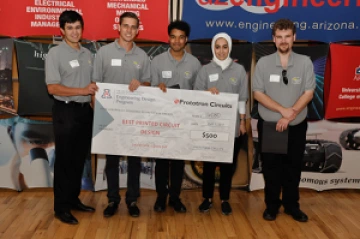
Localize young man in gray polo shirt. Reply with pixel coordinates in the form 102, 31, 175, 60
252, 19, 315, 222
45, 10, 98, 225
92, 12, 150, 218
151, 21, 201, 213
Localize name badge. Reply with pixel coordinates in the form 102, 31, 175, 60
69, 60, 79, 68
162, 71, 172, 78
111, 59, 122, 66
269, 74, 280, 82
209, 73, 219, 82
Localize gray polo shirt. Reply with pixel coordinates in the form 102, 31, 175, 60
252, 51, 315, 125
92, 40, 150, 84
150, 50, 201, 90
45, 41, 93, 102
194, 61, 248, 137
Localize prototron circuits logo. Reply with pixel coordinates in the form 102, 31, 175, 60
173, 98, 232, 108
101, 89, 112, 99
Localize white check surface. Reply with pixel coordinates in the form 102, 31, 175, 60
91, 83, 238, 163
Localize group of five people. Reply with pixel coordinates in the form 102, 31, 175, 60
45, 10, 314, 225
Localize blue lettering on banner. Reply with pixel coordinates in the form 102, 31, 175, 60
182, 0, 360, 42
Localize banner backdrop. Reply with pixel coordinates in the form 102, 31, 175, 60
0, 117, 93, 191
0, 0, 169, 42
84, 0, 169, 42
324, 44, 360, 119
250, 120, 360, 191
181, 1, 360, 42
141, 45, 169, 60
252, 43, 329, 120
15, 40, 54, 115
0, 38, 15, 114
0, 0, 88, 38
15, 40, 97, 116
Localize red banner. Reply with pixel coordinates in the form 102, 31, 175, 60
324, 44, 360, 119
0, 0, 169, 42
84, 0, 168, 42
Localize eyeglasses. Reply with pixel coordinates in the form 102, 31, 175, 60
282, 70, 288, 85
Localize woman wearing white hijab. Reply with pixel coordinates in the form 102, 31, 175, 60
194, 32, 248, 215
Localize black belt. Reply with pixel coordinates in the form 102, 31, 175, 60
54, 99, 90, 107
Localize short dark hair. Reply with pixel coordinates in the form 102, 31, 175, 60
59, 10, 84, 29
120, 12, 139, 27
272, 19, 296, 36
168, 21, 190, 37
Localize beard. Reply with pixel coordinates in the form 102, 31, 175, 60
278, 43, 290, 54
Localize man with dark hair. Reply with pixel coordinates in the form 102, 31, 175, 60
253, 18, 315, 222
167, 20, 190, 37
45, 10, 98, 225
59, 10, 84, 29
120, 12, 139, 27
151, 20, 201, 213
93, 11, 150, 218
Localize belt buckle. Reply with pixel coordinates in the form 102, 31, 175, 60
63, 101, 88, 107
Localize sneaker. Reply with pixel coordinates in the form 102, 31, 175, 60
154, 197, 167, 212
168, 198, 186, 213
221, 201, 232, 215
103, 202, 118, 217
127, 202, 140, 217
198, 199, 212, 213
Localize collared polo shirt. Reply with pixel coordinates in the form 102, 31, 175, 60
45, 41, 93, 102
92, 40, 150, 84
194, 61, 248, 137
252, 51, 315, 125
150, 49, 201, 90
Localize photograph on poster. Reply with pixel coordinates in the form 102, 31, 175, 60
0, 117, 93, 191
250, 119, 360, 191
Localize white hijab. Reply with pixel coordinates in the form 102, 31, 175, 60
211, 32, 233, 70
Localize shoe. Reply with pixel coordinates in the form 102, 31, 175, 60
55, 211, 78, 225
263, 209, 277, 221
169, 198, 186, 213
103, 202, 118, 217
221, 201, 232, 215
284, 208, 308, 222
72, 202, 95, 212
127, 202, 140, 217
154, 197, 166, 212
198, 199, 212, 213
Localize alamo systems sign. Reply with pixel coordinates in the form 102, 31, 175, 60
181, 0, 360, 42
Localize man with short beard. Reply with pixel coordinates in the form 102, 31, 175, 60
253, 19, 315, 222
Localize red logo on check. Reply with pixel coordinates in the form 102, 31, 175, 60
174, 99, 180, 104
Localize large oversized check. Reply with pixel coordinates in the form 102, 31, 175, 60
91, 83, 238, 163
